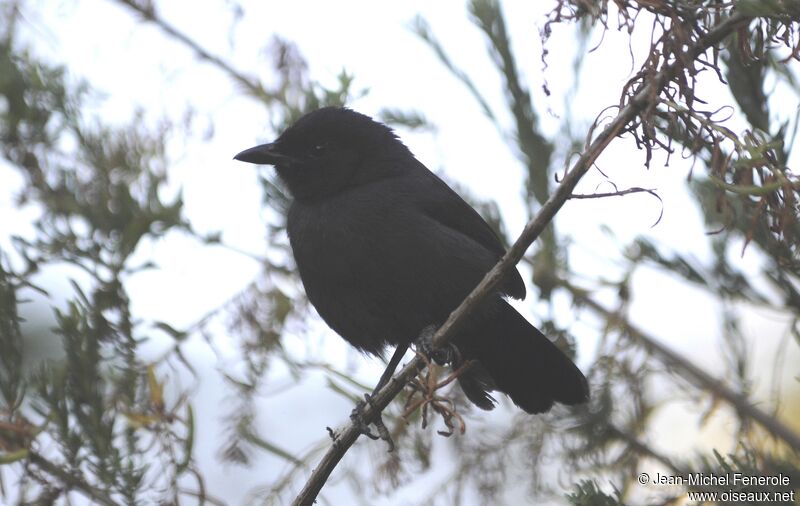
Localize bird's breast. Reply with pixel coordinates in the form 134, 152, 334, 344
284, 181, 496, 353
286, 192, 423, 352
288, 194, 385, 280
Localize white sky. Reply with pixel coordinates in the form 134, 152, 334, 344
2, 1, 798, 504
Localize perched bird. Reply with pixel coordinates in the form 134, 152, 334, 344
234, 107, 588, 414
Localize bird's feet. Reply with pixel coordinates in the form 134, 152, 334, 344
415, 324, 460, 366
350, 393, 395, 452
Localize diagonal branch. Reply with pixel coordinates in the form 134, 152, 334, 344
115, 0, 278, 102
566, 285, 800, 453
292, 12, 753, 506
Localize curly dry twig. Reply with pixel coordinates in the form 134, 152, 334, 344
569, 185, 665, 226
401, 351, 470, 437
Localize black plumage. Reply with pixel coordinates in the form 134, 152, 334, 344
234, 107, 588, 413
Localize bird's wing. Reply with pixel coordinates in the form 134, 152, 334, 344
415, 170, 526, 300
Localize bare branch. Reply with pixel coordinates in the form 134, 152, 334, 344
115, 0, 278, 102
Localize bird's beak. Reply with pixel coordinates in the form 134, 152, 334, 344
233, 143, 293, 166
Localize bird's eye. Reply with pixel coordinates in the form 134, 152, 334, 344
310, 143, 328, 157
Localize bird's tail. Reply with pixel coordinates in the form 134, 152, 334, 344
456, 299, 589, 414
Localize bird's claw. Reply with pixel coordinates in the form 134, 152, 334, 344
350, 395, 379, 440
326, 426, 338, 442
415, 325, 459, 366
372, 415, 395, 452
350, 394, 395, 452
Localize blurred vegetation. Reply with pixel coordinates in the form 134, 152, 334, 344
0, 0, 799, 504
0, 3, 197, 503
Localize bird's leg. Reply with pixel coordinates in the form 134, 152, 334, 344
349, 343, 409, 452
414, 324, 460, 366
374, 343, 410, 394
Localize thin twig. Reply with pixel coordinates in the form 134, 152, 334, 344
115, 0, 277, 102
569, 187, 658, 199
570, 185, 664, 226
291, 12, 753, 506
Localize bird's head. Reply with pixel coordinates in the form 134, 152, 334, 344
234, 107, 412, 201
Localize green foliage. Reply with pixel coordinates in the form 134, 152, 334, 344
0, 13, 197, 504
690, 448, 798, 498
566, 480, 625, 506
0, 259, 24, 413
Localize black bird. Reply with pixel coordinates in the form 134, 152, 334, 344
234, 107, 588, 414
